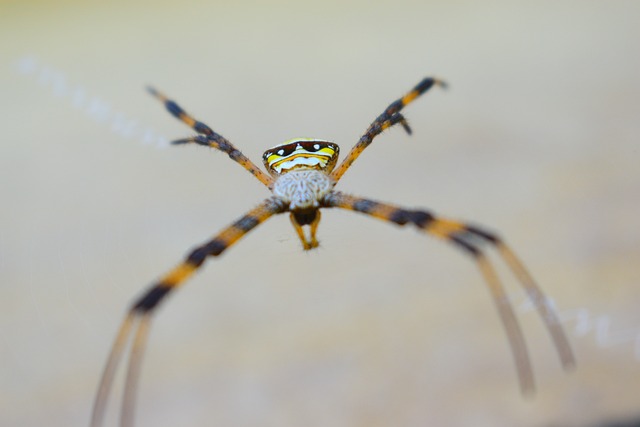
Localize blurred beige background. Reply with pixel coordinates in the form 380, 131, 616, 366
1, 1, 639, 426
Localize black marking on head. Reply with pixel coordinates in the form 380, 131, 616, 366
133, 285, 171, 312
263, 140, 338, 160
264, 143, 297, 159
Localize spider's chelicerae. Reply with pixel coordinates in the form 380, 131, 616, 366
91, 78, 575, 427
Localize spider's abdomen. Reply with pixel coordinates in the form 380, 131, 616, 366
262, 138, 339, 176
272, 169, 335, 211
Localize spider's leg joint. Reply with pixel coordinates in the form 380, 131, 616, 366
465, 225, 501, 244
132, 285, 172, 313
227, 147, 245, 161
449, 234, 481, 257
351, 198, 381, 214
188, 239, 226, 263
385, 207, 435, 228
172, 135, 208, 146
397, 115, 413, 135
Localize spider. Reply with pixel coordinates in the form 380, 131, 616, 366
91, 77, 575, 427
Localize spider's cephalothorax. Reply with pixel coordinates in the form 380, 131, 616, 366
263, 138, 340, 248
92, 79, 575, 427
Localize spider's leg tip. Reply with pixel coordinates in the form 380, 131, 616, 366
397, 116, 413, 135
147, 86, 167, 101
435, 79, 449, 89
171, 136, 201, 145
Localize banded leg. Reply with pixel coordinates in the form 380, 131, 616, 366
323, 191, 575, 393
147, 87, 274, 188
330, 77, 446, 182
91, 197, 286, 427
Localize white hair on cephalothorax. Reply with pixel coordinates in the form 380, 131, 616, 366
272, 169, 335, 210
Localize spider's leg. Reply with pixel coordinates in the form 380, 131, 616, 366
147, 86, 217, 135
91, 314, 135, 427
147, 87, 274, 188
91, 197, 287, 427
323, 192, 574, 394
172, 136, 273, 187
330, 77, 446, 182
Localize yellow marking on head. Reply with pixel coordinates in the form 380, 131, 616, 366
263, 139, 339, 175
271, 152, 330, 168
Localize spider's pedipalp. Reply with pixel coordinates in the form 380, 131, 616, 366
323, 191, 574, 394
289, 210, 322, 250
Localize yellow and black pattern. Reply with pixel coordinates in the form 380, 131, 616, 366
91, 198, 286, 427
132, 197, 285, 312
93, 77, 574, 427
331, 77, 446, 182
322, 191, 575, 394
147, 87, 274, 188
262, 138, 339, 175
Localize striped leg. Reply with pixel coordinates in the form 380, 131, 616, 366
91, 198, 286, 427
323, 192, 574, 394
330, 77, 446, 182
147, 87, 274, 188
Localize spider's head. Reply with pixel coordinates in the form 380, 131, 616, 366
262, 138, 339, 176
